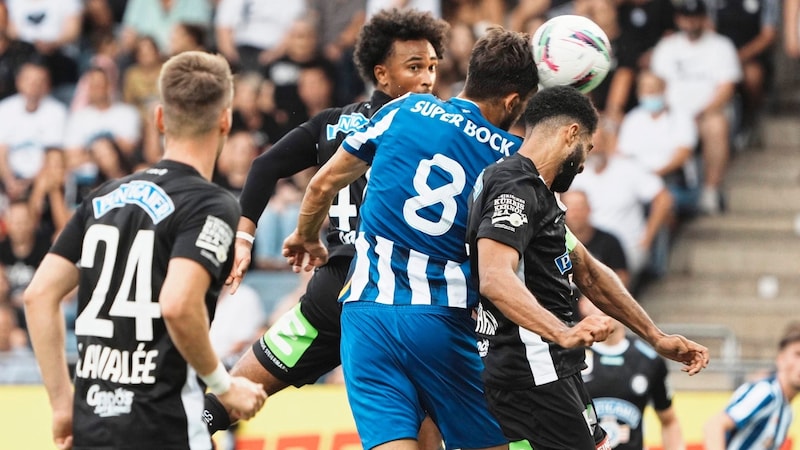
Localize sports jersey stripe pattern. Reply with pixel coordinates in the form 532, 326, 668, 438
519, 327, 559, 385
181, 366, 211, 449
345, 232, 470, 307
726, 376, 792, 450
340, 93, 520, 310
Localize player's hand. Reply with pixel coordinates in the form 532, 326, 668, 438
282, 230, 328, 273
52, 404, 74, 450
558, 315, 614, 348
218, 377, 268, 421
653, 335, 710, 376
225, 237, 253, 294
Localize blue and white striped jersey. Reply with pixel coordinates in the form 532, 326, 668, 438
339, 93, 521, 309
725, 375, 793, 450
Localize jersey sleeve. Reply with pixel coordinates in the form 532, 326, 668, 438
474, 168, 539, 256
239, 125, 319, 223
650, 355, 673, 411
341, 98, 404, 164
50, 200, 91, 263
170, 191, 240, 283
725, 379, 775, 428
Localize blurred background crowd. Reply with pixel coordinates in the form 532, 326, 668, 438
0, 0, 798, 386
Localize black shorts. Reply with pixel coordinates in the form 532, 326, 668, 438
485, 373, 607, 450
252, 256, 350, 387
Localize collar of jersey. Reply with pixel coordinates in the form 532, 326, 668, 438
592, 338, 630, 356
449, 96, 481, 115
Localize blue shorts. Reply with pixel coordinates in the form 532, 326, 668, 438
340, 302, 507, 449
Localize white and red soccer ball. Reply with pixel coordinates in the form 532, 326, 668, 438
532, 15, 612, 94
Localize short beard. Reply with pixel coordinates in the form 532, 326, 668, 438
551, 144, 583, 193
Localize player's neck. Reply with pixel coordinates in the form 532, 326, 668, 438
459, 95, 509, 130
518, 136, 562, 189
161, 134, 221, 181
778, 374, 798, 402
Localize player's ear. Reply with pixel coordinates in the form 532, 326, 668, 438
503, 92, 521, 114
373, 65, 388, 89
154, 105, 165, 134
566, 123, 581, 146
219, 106, 232, 135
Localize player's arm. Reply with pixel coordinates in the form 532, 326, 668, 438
23, 253, 80, 450
703, 411, 736, 450
161, 258, 220, 378
656, 407, 685, 450
239, 126, 321, 228
284, 147, 369, 272
161, 258, 266, 419
228, 125, 320, 290
476, 237, 612, 348
570, 241, 709, 374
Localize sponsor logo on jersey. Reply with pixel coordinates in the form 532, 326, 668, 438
326, 113, 369, 140
195, 215, 233, 266
630, 374, 649, 395
555, 251, 572, 274
93, 180, 175, 224
475, 302, 498, 336
409, 100, 516, 156
491, 193, 528, 231
477, 338, 490, 358
598, 417, 629, 448
75, 343, 158, 385
594, 397, 643, 428
86, 384, 135, 418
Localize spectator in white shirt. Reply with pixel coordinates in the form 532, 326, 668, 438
63, 67, 140, 176
0, 61, 67, 200
569, 126, 674, 289
617, 70, 700, 216
214, 0, 306, 73
5, 0, 82, 101
651, 0, 742, 215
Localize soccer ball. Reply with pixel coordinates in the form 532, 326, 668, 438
531, 15, 612, 94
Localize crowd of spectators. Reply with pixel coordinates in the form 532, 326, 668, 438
0, 0, 795, 384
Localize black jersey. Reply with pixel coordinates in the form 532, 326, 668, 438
239, 90, 393, 259
50, 160, 239, 450
468, 153, 584, 390
582, 336, 673, 450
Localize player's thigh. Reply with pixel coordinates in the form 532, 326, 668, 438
340, 303, 426, 449
296, 255, 351, 332
403, 310, 507, 449
486, 373, 603, 450
252, 259, 350, 387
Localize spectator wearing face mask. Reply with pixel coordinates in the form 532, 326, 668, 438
616, 70, 700, 217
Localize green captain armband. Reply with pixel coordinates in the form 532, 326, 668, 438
565, 225, 578, 253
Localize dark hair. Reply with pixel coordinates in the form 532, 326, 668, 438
521, 85, 599, 134
354, 8, 449, 85
673, 0, 707, 16
462, 27, 537, 102
177, 22, 208, 48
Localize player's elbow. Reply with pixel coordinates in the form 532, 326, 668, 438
159, 292, 191, 323
22, 283, 45, 310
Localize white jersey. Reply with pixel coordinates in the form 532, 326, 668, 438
651, 30, 742, 116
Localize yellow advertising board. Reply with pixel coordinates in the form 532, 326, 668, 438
1, 385, 798, 449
